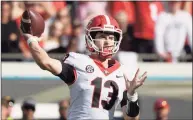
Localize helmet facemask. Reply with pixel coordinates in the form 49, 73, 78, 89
85, 28, 122, 56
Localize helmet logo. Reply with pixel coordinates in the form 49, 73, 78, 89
104, 25, 114, 30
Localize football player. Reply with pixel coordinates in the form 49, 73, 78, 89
21, 15, 147, 120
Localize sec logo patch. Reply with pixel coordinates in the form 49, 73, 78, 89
86, 65, 94, 73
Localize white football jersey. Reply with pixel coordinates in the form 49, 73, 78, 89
63, 52, 127, 120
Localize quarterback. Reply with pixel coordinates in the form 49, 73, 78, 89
21, 15, 147, 119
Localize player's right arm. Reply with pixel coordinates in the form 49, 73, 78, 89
23, 34, 61, 75
23, 34, 76, 85
28, 37, 62, 75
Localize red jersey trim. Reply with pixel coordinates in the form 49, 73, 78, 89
89, 56, 120, 76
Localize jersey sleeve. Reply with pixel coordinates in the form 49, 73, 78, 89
56, 53, 77, 85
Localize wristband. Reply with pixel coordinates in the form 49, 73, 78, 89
126, 99, 139, 117
127, 92, 138, 102
27, 37, 38, 45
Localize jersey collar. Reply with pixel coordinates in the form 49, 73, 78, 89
89, 56, 120, 76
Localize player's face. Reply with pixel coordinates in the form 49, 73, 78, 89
94, 32, 115, 57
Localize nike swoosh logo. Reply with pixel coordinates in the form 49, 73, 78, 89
116, 75, 123, 78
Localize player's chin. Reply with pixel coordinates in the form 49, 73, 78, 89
99, 52, 113, 59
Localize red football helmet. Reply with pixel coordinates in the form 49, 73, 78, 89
85, 15, 122, 55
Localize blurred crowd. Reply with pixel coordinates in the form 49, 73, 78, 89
1, 1, 192, 62
2, 96, 170, 120
1, 96, 70, 120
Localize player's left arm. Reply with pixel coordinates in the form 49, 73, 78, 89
120, 68, 147, 120
120, 90, 140, 120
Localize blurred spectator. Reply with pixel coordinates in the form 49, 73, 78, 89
46, 20, 69, 53
2, 1, 192, 62
114, 11, 128, 34
66, 36, 80, 53
47, 44, 67, 53
181, 2, 192, 54
154, 98, 170, 120
155, 1, 192, 62
24, 2, 56, 19
1, 96, 15, 120
9, 2, 31, 60
10, 2, 25, 29
58, 98, 70, 120
181, 1, 192, 15
44, 20, 64, 52
76, 1, 108, 27
55, 7, 72, 48
11, 2, 25, 21
51, 19, 86, 54
71, 19, 86, 53
115, 11, 132, 51
1, 2, 21, 54
133, 1, 164, 53
52, 1, 67, 12
47, 35, 81, 54
56, 7, 72, 35
108, 2, 136, 52
21, 98, 36, 120
72, 20, 83, 38
108, 1, 135, 24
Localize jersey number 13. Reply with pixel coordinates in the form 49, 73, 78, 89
91, 77, 119, 110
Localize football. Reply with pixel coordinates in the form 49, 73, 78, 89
21, 9, 45, 37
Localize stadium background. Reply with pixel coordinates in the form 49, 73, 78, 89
1, 1, 192, 119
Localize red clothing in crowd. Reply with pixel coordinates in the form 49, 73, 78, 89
181, 1, 192, 15
134, 2, 164, 40
181, 2, 192, 45
52, 1, 66, 11
109, 1, 135, 24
